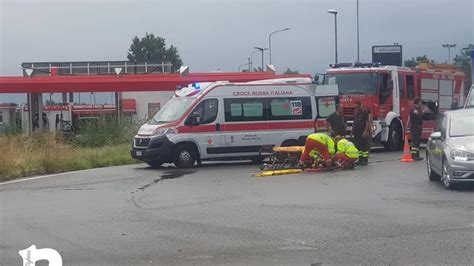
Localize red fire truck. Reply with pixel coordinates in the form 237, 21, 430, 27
324, 62, 465, 150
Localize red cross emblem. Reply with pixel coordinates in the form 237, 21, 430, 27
207, 138, 213, 145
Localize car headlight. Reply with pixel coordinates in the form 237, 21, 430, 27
152, 127, 177, 136
450, 149, 474, 162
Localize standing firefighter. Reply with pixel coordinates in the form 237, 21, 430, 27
299, 133, 335, 169
333, 137, 359, 169
410, 97, 424, 161
352, 102, 370, 165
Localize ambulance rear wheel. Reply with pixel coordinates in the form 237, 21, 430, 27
384, 122, 403, 151
174, 144, 197, 168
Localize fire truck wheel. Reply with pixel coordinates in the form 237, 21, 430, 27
146, 160, 163, 168
384, 122, 403, 151
174, 144, 197, 168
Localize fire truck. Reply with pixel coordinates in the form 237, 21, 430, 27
324, 62, 465, 151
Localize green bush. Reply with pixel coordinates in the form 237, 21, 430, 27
69, 117, 139, 147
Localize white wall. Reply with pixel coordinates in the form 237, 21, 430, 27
122, 91, 175, 123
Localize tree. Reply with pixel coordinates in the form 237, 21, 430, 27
283, 68, 300, 75
404, 55, 436, 67
127, 33, 183, 72
453, 45, 473, 94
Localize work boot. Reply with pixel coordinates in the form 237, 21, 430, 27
361, 157, 369, 165
357, 157, 368, 166
413, 151, 424, 161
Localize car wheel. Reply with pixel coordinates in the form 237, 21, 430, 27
174, 144, 197, 168
426, 152, 440, 181
441, 158, 454, 190
146, 160, 163, 168
383, 122, 403, 151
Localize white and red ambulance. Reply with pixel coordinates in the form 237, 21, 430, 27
131, 78, 339, 168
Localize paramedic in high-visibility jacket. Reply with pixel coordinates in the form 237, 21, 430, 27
333, 138, 360, 169
299, 133, 335, 168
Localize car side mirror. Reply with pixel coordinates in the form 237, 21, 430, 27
430, 131, 442, 140
186, 114, 201, 126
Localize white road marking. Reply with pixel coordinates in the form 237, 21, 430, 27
0, 168, 97, 186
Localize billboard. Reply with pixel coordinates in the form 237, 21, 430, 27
372, 45, 403, 66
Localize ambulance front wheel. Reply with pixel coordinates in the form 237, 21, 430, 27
174, 144, 198, 168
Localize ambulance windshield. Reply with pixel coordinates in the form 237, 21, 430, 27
149, 97, 195, 125
324, 73, 377, 95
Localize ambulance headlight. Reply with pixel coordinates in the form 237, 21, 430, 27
152, 127, 177, 136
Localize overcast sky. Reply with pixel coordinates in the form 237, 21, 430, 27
1, 0, 473, 103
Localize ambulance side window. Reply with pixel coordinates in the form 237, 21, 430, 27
268, 97, 312, 120
224, 99, 266, 122
316, 97, 338, 118
191, 99, 218, 124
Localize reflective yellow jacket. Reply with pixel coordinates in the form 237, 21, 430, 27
336, 139, 359, 159
306, 133, 335, 159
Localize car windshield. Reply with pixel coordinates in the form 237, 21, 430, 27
324, 73, 377, 95
449, 114, 474, 137
149, 97, 195, 125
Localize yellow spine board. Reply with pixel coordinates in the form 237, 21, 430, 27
253, 169, 303, 177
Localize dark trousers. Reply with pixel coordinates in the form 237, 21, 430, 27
353, 134, 369, 162
410, 126, 421, 148
410, 126, 422, 154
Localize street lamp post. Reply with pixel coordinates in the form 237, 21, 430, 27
442, 44, 456, 64
327, 9, 338, 64
238, 62, 248, 72
356, 0, 360, 62
250, 50, 259, 72
254, 47, 268, 71
268, 27, 291, 65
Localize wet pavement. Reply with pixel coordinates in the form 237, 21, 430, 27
1, 151, 473, 265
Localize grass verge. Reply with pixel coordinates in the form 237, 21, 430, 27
0, 133, 138, 182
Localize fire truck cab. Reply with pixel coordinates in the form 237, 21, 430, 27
325, 63, 465, 150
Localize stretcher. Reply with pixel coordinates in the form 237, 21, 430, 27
255, 146, 355, 177
259, 146, 304, 171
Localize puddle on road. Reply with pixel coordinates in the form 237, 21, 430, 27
137, 169, 195, 191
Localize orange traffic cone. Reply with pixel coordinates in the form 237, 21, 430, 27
400, 133, 415, 163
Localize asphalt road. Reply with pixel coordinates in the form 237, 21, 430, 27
1, 151, 473, 265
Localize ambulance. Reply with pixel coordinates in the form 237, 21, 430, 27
131, 77, 339, 168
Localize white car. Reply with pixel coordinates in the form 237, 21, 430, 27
463, 85, 474, 109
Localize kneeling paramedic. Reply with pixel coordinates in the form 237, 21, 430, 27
333, 137, 359, 169
299, 133, 335, 168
